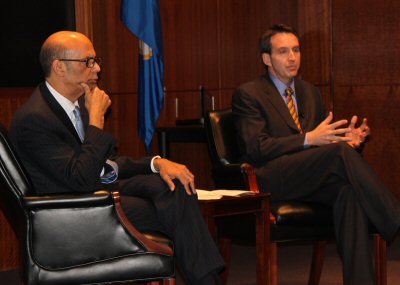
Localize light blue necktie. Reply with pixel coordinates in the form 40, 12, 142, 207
72, 107, 117, 184
73, 106, 85, 142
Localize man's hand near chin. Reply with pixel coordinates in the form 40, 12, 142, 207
81, 83, 111, 130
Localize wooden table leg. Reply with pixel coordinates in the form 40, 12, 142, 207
199, 194, 270, 285
200, 203, 230, 284
218, 238, 231, 284
256, 195, 270, 285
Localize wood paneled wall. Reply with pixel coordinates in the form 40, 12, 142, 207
332, 0, 400, 193
2, 0, 400, 271
0, 88, 31, 271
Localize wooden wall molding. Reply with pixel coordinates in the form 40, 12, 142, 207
74, 0, 93, 39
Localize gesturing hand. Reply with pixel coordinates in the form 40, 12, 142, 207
345, 116, 370, 148
307, 112, 352, 146
153, 158, 196, 195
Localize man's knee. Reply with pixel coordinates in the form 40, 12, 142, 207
323, 142, 356, 158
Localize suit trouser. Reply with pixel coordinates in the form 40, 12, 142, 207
117, 174, 225, 284
257, 142, 400, 285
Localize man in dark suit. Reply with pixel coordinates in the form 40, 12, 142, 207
232, 24, 400, 285
9, 31, 224, 285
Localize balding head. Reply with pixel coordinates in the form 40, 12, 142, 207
39, 31, 93, 77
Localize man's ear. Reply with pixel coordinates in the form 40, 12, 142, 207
52, 59, 65, 76
262, 53, 271, 67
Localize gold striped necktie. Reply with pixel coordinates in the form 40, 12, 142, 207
285, 87, 303, 133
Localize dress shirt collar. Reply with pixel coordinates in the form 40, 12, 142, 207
268, 72, 296, 97
45, 81, 79, 123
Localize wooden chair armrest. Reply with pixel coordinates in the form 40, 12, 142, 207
112, 191, 173, 256
240, 163, 260, 193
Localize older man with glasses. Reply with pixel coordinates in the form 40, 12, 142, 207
9, 31, 225, 285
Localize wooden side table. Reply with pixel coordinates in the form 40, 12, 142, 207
199, 193, 270, 285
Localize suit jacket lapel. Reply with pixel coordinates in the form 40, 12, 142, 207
261, 75, 300, 132
294, 77, 307, 129
39, 83, 83, 143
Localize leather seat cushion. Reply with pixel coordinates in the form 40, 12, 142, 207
271, 201, 333, 226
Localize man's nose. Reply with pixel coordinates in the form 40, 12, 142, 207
93, 62, 101, 72
288, 50, 296, 60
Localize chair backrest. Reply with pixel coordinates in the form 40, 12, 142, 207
205, 109, 241, 165
0, 123, 32, 234
0, 123, 31, 196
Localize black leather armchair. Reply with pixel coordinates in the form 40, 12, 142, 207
204, 108, 387, 285
0, 123, 175, 285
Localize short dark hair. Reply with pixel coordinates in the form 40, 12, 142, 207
259, 24, 300, 54
39, 40, 67, 78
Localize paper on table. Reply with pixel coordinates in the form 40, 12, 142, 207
196, 189, 254, 200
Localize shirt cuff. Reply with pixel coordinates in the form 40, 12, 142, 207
100, 159, 119, 184
106, 159, 119, 174
304, 133, 310, 148
151, 155, 161, 173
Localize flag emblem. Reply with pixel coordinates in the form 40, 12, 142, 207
122, 0, 164, 151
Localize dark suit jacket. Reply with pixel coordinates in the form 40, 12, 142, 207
9, 82, 153, 195
232, 74, 328, 193
232, 74, 327, 164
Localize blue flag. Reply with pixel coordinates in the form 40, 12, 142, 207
121, 0, 164, 151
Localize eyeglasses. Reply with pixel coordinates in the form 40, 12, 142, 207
58, 57, 102, 68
